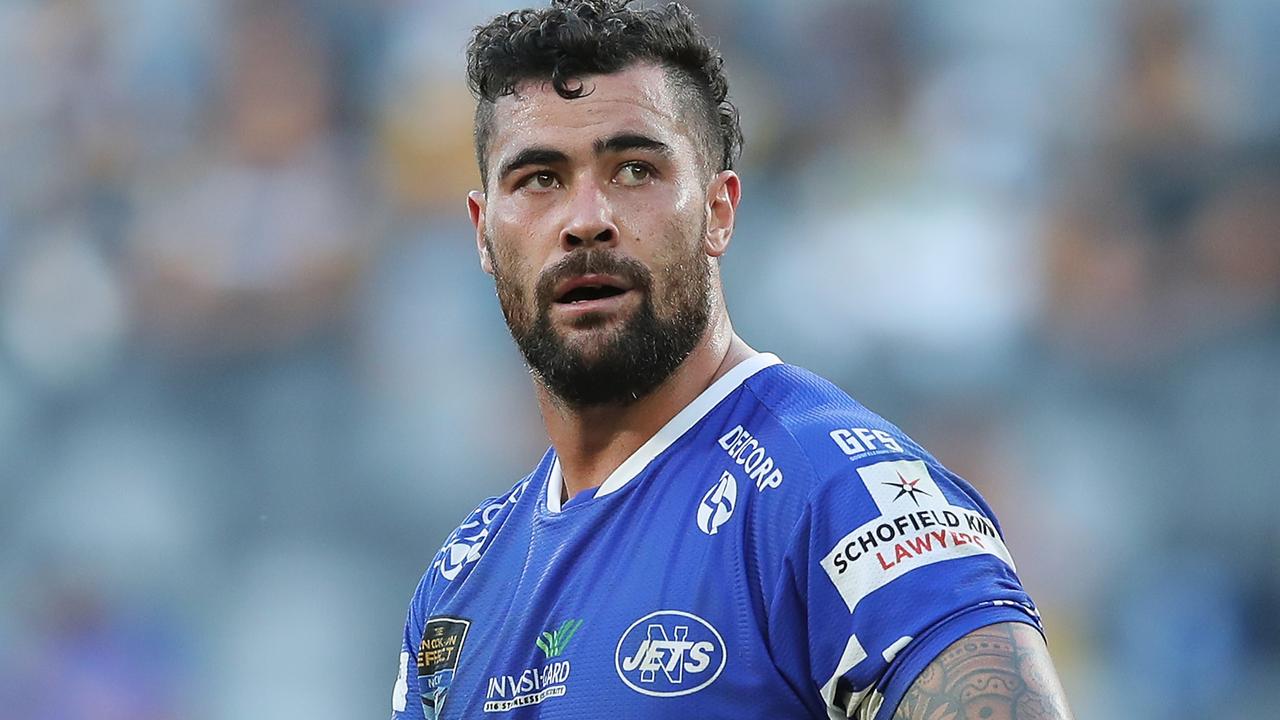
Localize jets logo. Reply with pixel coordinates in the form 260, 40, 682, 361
615, 611, 726, 697
696, 471, 738, 535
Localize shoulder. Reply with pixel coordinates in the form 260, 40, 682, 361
411, 462, 546, 606
734, 362, 1004, 544
737, 362, 926, 496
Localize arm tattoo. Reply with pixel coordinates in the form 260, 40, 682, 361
891, 622, 1074, 720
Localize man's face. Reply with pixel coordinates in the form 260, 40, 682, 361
469, 63, 729, 407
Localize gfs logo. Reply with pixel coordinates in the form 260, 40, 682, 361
614, 611, 726, 697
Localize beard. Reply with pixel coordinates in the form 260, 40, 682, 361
489, 232, 712, 408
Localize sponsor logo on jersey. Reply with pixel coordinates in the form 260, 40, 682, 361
882, 472, 931, 506
829, 427, 904, 458
820, 460, 1015, 613
615, 611, 726, 697
433, 480, 529, 582
535, 618, 583, 659
483, 618, 582, 713
417, 616, 470, 720
696, 471, 738, 535
717, 425, 784, 491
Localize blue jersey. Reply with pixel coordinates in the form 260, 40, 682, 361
391, 354, 1040, 720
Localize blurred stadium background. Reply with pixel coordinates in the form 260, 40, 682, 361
1, 0, 1278, 717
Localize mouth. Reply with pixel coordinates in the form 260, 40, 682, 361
553, 274, 633, 306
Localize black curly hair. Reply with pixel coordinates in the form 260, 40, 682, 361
467, 0, 742, 186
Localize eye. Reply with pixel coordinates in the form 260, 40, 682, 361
521, 171, 560, 191
614, 162, 653, 187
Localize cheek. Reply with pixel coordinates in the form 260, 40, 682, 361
491, 240, 533, 294
487, 213, 543, 285
671, 179, 703, 218
647, 208, 709, 305
490, 195, 537, 230
660, 198, 707, 257
624, 185, 702, 250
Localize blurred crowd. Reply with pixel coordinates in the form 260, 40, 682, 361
0, 0, 1276, 718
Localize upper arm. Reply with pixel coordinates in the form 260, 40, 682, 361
891, 622, 1075, 720
753, 402, 1046, 718
765, 452, 1041, 717
391, 591, 427, 720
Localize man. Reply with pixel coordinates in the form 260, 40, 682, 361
392, 1, 1076, 718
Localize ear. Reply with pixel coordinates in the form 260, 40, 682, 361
703, 170, 741, 258
468, 190, 493, 275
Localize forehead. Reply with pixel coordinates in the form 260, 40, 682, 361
488, 63, 695, 164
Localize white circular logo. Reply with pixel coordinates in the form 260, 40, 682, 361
614, 610, 727, 697
696, 471, 738, 535
434, 480, 529, 582
438, 526, 488, 581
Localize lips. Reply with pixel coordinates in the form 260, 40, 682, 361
553, 274, 633, 305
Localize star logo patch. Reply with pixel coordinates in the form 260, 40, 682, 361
882, 472, 932, 506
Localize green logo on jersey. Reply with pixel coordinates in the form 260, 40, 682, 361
535, 618, 583, 659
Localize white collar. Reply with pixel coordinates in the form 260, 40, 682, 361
545, 352, 782, 513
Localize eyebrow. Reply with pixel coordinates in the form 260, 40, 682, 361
497, 147, 570, 183
592, 133, 672, 158
496, 133, 673, 184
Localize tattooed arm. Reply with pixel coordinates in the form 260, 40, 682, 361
891, 622, 1075, 720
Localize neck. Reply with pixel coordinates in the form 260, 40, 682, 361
537, 313, 756, 500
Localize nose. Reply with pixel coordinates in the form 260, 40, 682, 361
559, 183, 619, 250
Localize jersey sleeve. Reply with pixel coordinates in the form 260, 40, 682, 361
389, 477, 532, 720
391, 573, 429, 720
765, 428, 1041, 719
389, 497, 476, 720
